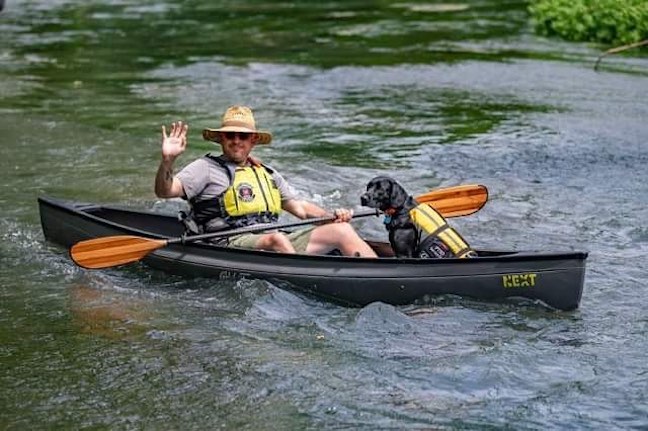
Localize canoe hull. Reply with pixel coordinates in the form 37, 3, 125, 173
38, 196, 587, 310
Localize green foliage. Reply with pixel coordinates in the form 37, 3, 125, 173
529, 0, 648, 45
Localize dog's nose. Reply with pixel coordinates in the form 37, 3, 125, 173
360, 194, 369, 206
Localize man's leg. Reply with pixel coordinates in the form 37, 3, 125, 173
255, 232, 296, 253
306, 223, 377, 257
229, 232, 296, 253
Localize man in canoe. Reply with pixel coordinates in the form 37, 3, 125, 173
154, 105, 377, 257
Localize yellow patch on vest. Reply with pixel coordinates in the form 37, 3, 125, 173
223, 166, 282, 218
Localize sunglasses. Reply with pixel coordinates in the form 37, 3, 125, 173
222, 131, 253, 140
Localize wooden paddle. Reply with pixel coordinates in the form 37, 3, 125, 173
70, 184, 488, 269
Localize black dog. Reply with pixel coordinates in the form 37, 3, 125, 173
360, 176, 476, 259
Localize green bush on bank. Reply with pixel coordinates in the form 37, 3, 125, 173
529, 0, 648, 45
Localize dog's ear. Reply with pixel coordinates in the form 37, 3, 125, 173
388, 179, 409, 208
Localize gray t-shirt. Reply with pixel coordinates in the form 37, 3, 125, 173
176, 154, 298, 207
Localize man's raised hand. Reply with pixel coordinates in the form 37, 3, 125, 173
161, 121, 188, 161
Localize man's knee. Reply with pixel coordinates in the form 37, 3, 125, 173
323, 222, 355, 236
312, 222, 358, 247
266, 232, 287, 246
262, 232, 295, 253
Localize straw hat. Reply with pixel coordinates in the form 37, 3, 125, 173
202, 105, 272, 145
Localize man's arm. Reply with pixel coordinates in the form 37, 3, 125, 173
282, 199, 328, 219
155, 159, 185, 198
155, 121, 188, 198
282, 199, 353, 222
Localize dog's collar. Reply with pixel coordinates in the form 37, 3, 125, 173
383, 207, 397, 225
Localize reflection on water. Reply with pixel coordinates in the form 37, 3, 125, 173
68, 283, 152, 339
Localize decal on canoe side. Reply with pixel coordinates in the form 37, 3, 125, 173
502, 273, 537, 288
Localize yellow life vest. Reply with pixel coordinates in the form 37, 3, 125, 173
409, 203, 475, 258
221, 165, 282, 221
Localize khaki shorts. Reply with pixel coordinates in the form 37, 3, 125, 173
227, 226, 315, 254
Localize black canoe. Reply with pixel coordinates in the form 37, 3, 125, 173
38, 196, 588, 310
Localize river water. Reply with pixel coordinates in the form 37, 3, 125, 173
1, 0, 647, 429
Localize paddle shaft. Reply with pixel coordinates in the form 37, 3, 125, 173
70, 209, 379, 269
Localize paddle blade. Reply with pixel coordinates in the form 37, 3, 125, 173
70, 235, 168, 269
416, 184, 488, 218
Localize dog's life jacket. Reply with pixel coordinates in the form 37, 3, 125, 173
189, 155, 282, 229
409, 203, 476, 259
